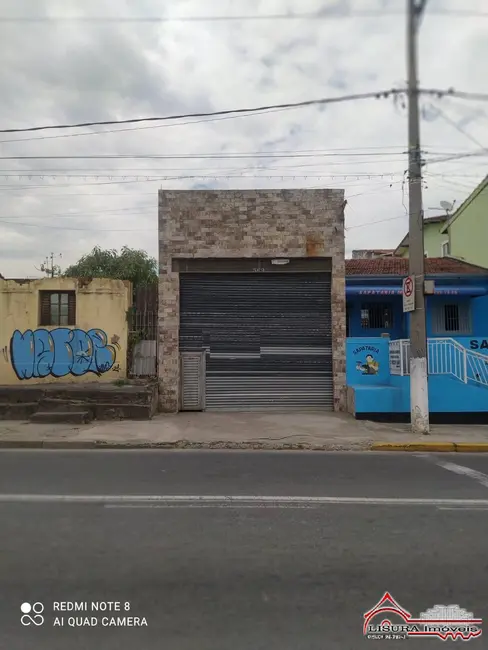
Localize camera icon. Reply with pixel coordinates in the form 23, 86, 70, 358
20, 602, 45, 626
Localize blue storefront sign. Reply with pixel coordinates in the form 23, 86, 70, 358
346, 286, 487, 297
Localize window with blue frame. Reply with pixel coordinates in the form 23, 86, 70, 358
360, 302, 393, 330
432, 301, 471, 335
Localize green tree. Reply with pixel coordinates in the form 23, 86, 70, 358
64, 246, 158, 287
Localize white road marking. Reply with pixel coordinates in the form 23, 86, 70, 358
1, 494, 488, 507
431, 459, 488, 489
437, 506, 488, 511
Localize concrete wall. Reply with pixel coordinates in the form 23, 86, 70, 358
448, 182, 488, 268
347, 335, 488, 414
158, 189, 346, 412
0, 277, 131, 385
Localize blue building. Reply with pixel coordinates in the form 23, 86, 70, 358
345, 257, 488, 422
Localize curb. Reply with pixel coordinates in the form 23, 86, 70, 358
371, 442, 488, 452
0, 439, 371, 451
1, 440, 487, 452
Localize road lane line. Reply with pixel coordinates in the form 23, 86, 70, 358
431, 459, 488, 489
2, 494, 488, 507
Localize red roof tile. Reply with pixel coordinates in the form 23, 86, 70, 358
346, 257, 488, 276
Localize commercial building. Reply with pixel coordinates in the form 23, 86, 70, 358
158, 189, 346, 413
345, 257, 488, 421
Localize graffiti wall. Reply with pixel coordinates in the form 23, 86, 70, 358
9, 328, 121, 380
0, 277, 131, 384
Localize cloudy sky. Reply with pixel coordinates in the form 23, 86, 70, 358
0, 0, 487, 276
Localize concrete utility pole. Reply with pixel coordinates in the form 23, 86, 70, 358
407, 0, 430, 434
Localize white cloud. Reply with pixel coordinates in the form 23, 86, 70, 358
0, 0, 487, 275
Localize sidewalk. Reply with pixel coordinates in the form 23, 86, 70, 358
1, 412, 488, 451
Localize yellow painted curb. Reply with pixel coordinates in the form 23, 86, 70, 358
453, 443, 488, 453
371, 442, 456, 452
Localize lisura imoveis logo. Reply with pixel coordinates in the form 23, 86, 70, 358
363, 592, 482, 641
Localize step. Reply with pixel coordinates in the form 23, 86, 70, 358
94, 403, 153, 420
0, 402, 39, 420
0, 387, 45, 403
37, 399, 95, 415
29, 411, 93, 425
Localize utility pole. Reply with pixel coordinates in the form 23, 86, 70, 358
36, 252, 62, 278
407, 0, 429, 434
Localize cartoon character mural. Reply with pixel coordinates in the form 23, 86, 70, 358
352, 345, 381, 376
356, 354, 380, 375
8, 328, 121, 380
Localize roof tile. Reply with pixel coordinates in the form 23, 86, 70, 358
346, 257, 488, 275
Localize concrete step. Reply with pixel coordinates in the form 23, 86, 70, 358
0, 402, 39, 420
29, 411, 93, 425
37, 399, 95, 415
37, 400, 152, 420
94, 403, 154, 420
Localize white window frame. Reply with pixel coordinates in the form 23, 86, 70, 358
441, 240, 450, 257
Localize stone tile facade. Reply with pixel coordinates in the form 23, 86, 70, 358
158, 189, 346, 412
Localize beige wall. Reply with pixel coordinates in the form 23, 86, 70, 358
158, 188, 346, 413
0, 277, 131, 385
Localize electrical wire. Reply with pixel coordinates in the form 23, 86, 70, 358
427, 103, 487, 152
1, 10, 487, 22
0, 88, 485, 135
0, 89, 401, 134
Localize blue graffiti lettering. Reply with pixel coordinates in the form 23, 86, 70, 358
10, 328, 117, 380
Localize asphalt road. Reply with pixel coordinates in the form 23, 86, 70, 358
1, 450, 488, 649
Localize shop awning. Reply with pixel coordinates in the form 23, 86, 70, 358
346, 285, 487, 297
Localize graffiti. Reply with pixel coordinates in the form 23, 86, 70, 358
9, 328, 117, 380
1, 346, 7, 362
111, 334, 121, 348
112, 364, 121, 373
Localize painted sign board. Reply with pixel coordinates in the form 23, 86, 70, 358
402, 275, 415, 313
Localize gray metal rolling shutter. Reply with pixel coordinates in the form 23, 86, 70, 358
179, 273, 333, 411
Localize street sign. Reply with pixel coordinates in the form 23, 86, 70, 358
403, 275, 415, 313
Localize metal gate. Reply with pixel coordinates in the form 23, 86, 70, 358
179, 273, 333, 411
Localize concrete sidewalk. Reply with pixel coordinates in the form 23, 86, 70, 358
1, 412, 488, 451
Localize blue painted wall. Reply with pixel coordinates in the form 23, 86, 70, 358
347, 298, 405, 338
347, 337, 488, 414
346, 338, 390, 385
346, 274, 488, 414
388, 375, 488, 413
471, 295, 488, 336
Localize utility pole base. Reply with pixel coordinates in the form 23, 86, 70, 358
410, 357, 430, 434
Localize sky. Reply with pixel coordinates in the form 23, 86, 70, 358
0, 0, 487, 277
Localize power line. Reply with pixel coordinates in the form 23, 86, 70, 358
429, 104, 487, 151
0, 88, 485, 135
346, 214, 408, 230
0, 89, 401, 134
0, 10, 486, 23
0, 219, 154, 232
0, 151, 410, 160
0, 107, 298, 144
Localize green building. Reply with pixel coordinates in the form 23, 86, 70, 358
394, 214, 449, 258
440, 174, 488, 268
393, 174, 488, 268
